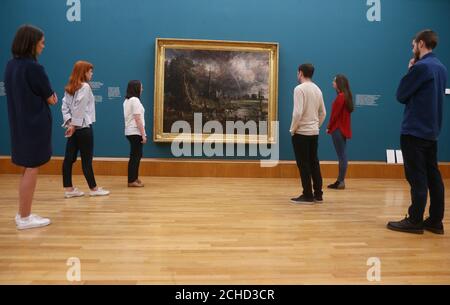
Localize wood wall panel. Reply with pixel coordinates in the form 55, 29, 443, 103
1, 156, 449, 179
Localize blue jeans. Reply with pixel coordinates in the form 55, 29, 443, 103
331, 129, 348, 182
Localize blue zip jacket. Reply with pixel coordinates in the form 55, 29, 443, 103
397, 53, 447, 141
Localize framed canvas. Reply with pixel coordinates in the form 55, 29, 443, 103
153, 38, 278, 144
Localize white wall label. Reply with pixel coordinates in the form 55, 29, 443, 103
367, 0, 381, 22
0, 81, 5, 97
108, 87, 122, 100
445, 89, 450, 95
66, 0, 81, 22
90, 81, 104, 90
356, 94, 380, 107
90, 81, 104, 103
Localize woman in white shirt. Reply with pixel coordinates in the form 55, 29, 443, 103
123, 80, 147, 187
61, 61, 110, 198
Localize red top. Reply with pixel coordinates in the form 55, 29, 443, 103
327, 93, 352, 139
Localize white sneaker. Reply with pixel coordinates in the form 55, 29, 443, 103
64, 187, 85, 198
89, 187, 110, 197
15, 214, 51, 230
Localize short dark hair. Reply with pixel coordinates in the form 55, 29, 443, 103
415, 29, 438, 50
126, 80, 142, 99
11, 24, 44, 60
298, 63, 315, 79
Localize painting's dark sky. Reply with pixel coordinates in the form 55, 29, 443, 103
166, 49, 269, 96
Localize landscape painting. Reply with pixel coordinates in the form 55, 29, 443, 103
153, 38, 278, 144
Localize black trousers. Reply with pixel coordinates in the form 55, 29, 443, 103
127, 135, 143, 183
292, 134, 323, 197
62, 127, 97, 189
401, 134, 445, 223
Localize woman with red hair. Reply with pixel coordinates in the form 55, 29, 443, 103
61, 61, 110, 198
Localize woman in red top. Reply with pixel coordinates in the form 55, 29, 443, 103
326, 74, 354, 189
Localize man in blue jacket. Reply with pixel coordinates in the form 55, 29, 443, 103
388, 29, 447, 235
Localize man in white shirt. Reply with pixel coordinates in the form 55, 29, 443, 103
289, 63, 326, 204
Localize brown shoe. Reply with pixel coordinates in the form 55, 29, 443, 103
128, 181, 144, 187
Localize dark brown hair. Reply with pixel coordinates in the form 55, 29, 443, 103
298, 63, 315, 79
335, 74, 354, 113
11, 24, 44, 60
415, 29, 438, 50
126, 80, 142, 99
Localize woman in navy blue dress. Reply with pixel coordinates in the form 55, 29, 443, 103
4, 25, 58, 230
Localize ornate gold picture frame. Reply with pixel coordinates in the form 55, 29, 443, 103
153, 38, 278, 144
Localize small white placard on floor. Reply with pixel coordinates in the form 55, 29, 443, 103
386, 149, 396, 164
395, 150, 404, 164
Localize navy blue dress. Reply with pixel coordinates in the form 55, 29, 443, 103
4, 58, 54, 168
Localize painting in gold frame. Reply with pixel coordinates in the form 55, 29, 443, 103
153, 38, 278, 144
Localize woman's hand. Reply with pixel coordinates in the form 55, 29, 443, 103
65, 125, 75, 138
47, 92, 58, 105
141, 135, 147, 144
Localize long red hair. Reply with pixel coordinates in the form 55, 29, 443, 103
65, 61, 94, 95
